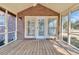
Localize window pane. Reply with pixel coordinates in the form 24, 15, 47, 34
27, 18, 35, 36
0, 11, 5, 25
8, 32, 15, 42
71, 35, 79, 48
0, 34, 5, 46
48, 18, 57, 36
71, 10, 79, 30
0, 26, 5, 33
8, 14, 16, 32
38, 19, 44, 36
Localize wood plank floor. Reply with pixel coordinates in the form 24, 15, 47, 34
0, 39, 79, 55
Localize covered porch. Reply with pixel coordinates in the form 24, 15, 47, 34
0, 3, 79, 55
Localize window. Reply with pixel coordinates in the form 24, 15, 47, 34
8, 13, 16, 42
38, 18, 44, 36
27, 18, 35, 36
48, 18, 57, 36
0, 10, 5, 46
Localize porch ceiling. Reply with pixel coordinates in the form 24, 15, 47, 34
0, 3, 75, 14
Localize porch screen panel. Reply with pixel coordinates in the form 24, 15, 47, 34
8, 13, 16, 42
62, 16, 69, 42
0, 10, 5, 46
70, 10, 79, 48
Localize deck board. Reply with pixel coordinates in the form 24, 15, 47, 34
0, 39, 79, 55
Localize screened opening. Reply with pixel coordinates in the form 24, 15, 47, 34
8, 12, 16, 42
71, 35, 79, 48
62, 16, 69, 42
71, 10, 79, 31
62, 10, 79, 49
0, 8, 16, 46
0, 10, 5, 46
70, 10, 79, 49
63, 35, 69, 43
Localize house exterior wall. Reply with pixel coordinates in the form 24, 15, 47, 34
17, 4, 60, 39
17, 17, 24, 40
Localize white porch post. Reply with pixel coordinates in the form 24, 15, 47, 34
15, 16, 17, 40
59, 13, 62, 41
68, 12, 71, 45
5, 10, 8, 45
45, 16, 48, 39
61, 16, 64, 41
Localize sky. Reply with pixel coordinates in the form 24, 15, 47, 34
71, 10, 79, 23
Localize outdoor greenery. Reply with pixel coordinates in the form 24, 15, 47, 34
62, 14, 79, 49
63, 37, 68, 42
63, 21, 68, 31
71, 21, 79, 29
71, 37, 79, 48
0, 40, 4, 46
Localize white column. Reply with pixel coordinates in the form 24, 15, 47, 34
61, 16, 64, 41
15, 16, 17, 40
35, 16, 38, 39
5, 10, 8, 45
59, 13, 62, 41
25, 16, 27, 38
45, 16, 48, 39
68, 12, 71, 45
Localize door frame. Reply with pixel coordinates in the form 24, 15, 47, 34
25, 16, 36, 38
36, 16, 46, 39
25, 16, 58, 39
